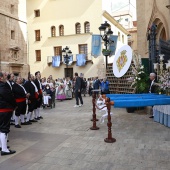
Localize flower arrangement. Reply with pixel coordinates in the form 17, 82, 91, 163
154, 71, 170, 94
126, 53, 149, 93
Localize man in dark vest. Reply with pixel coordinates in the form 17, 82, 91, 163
24, 74, 39, 123
34, 71, 43, 119
12, 76, 30, 127
0, 72, 16, 156
6, 73, 15, 125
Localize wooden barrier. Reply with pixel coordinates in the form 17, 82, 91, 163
90, 94, 116, 143
91, 90, 100, 121
90, 92, 99, 130
104, 97, 116, 143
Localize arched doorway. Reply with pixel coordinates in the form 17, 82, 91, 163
153, 18, 167, 41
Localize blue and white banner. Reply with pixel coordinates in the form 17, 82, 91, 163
91, 35, 101, 58
109, 35, 118, 56
52, 56, 60, 67
76, 54, 86, 66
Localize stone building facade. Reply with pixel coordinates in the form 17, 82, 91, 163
27, 0, 129, 79
137, 0, 170, 58
0, 0, 29, 78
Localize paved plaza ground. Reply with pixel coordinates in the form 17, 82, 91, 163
0, 96, 170, 170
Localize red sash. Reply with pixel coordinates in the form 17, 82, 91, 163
38, 89, 42, 95
0, 109, 13, 112
35, 92, 39, 99
16, 98, 26, 103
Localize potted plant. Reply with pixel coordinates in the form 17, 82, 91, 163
102, 49, 111, 56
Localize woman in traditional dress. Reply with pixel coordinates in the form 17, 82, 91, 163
64, 77, 72, 99
56, 79, 66, 101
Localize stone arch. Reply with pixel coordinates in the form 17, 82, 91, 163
148, 0, 169, 41
152, 18, 167, 41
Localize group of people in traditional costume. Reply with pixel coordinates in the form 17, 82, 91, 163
0, 71, 43, 156
0, 69, 111, 156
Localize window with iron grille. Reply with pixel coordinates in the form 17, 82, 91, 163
35, 30, 40, 41
51, 26, 56, 37
75, 23, 81, 34
34, 10, 40, 17
84, 22, 90, 33
54, 46, 62, 61
59, 25, 64, 36
35, 50, 41, 61
79, 44, 88, 59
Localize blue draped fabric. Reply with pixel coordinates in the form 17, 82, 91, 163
68, 55, 73, 65
91, 35, 101, 57
52, 56, 60, 67
76, 54, 86, 66
106, 94, 170, 108
109, 35, 118, 56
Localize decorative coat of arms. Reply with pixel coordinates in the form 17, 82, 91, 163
116, 50, 128, 72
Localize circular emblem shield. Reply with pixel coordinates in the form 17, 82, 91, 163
113, 45, 132, 78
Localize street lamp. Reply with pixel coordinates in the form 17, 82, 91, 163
147, 24, 157, 73
99, 21, 113, 69
62, 46, 72, 77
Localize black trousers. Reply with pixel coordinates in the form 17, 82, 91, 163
89, 87, 93, 96
15, 101, 27, 116
28, 99, 37, 112
36, 97, 42, 108
75, 90, 83, 105
0, 111, 13, 133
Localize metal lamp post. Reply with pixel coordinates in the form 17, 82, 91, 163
99, 21, 113, 69
147, 24, 157, 73
62, 46, 72, 77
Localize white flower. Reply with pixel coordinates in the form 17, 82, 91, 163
138, 78, 141, 80
138, 72, 141, 74
140, 65, 144, 69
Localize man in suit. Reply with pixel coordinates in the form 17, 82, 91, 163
149, 73, 157, 93
148, 73, 157, 118
74, 72, 83, 107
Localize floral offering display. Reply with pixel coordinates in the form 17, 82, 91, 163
126, 53, 149, 93
154, 71, 170, 94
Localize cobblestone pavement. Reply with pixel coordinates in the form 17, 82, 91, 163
0, 96, 169, 170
